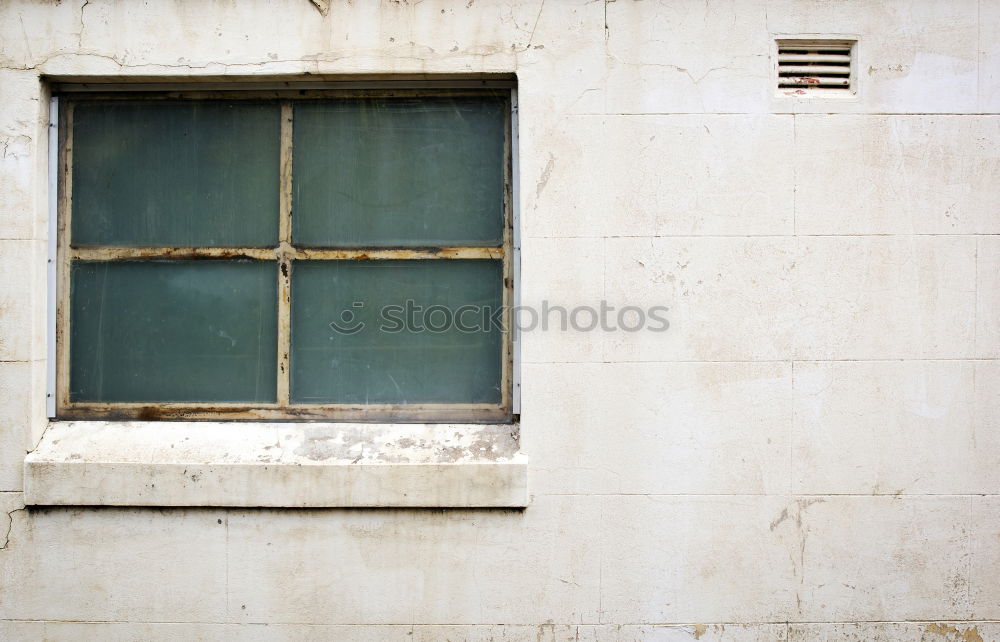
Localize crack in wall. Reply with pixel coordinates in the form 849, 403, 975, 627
1, 507, 25, 551
77, 0, 90, 50
1, 51, 344, 73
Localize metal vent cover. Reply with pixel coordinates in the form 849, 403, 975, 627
776, 39, 854, 92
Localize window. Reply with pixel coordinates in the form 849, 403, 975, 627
55, 87, 514, 423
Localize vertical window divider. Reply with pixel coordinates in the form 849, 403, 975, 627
276, 101, 294, 407
501, 95, 513, 412
55, 101, 74, 413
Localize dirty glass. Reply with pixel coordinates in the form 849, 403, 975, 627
293, 97, 506, 247
291, 260, 503, 404
72, 101, 280, 247
70, 261, 278, 402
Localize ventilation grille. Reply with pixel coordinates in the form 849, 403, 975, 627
777, 40, 853, 92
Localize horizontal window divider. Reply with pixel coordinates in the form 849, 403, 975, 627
59, 402, 510, 423
69, 247, 278, 261
69, 246, 505, 261
294, 247, 504, 260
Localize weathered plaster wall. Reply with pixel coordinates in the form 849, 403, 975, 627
1, 0, 999, 639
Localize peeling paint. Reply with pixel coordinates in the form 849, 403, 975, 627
307, 0, 330, 16
535, 153, 555, 200
924, 623, 984, 642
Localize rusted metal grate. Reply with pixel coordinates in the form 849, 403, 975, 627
777, 40, 853, 91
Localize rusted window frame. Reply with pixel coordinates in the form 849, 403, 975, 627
55, 87, 515, 423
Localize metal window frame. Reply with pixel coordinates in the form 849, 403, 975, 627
52, 86, 517, 423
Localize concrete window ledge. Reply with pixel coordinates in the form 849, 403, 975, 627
23, 421, 528, 508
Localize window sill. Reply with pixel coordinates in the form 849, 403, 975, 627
23, 421, 528, 508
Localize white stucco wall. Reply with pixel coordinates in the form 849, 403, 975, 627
1, 0, 999, 639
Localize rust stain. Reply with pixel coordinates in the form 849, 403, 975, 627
207, 249, 264, 260
136, 406, 164, 421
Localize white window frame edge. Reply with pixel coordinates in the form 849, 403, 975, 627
511, 87, 521, 416
46, 96, 58, 419
30, 82, 527, 509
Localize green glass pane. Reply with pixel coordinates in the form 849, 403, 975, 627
293, 97, 506, 247
70, 261, 278, 403
291, 260, 502, 404
72, 101, 280, 247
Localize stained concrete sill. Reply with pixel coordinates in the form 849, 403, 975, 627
23, 421, 528, 508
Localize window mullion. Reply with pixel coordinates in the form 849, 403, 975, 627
277, 101, 294, 407
68, 247, 276, 261
290, 247, 503, 261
